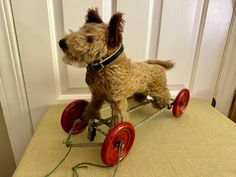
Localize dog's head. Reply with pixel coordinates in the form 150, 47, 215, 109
59, 8, 124, 67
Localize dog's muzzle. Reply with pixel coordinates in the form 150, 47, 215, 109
59, 38, 68, 52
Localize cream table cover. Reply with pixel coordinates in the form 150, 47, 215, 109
13, 99, 236, 177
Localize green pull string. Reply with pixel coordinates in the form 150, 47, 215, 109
44, 147, 72, 177
44, 142, 123, 177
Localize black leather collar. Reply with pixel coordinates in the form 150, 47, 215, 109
86, 44, 124, 71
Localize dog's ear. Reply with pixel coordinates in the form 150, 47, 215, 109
85, 8, 103, 23
107, 12, 125, 48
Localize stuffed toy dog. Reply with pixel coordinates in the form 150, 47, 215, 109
59, 8, 174, 127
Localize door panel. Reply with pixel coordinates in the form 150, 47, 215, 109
62, 0, 103, 88
117, 0, 150, 60
158, 0, 204, 87
191, 0, 234, 101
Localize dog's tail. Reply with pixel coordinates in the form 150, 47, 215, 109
145, 60, 174, 70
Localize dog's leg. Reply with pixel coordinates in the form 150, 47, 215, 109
81, 94, 104, 121
110, 98, 128, 127
133, 92, 147, 103
150, 87, 170, 109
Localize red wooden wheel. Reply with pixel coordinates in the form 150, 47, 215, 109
172, 88, 190, 117
61, 100, 89, 135
101, 122, 135, 166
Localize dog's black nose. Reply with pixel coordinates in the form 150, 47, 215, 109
59, 38, 67, 51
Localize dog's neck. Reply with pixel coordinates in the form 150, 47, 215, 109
86, 44, 124, 72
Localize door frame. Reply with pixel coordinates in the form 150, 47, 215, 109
214, 2, 236, 116
0, 0, 33, 165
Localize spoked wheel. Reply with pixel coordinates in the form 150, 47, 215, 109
172, 88, 190, 117
61, 100, 89, 135
101, 122, 135, 166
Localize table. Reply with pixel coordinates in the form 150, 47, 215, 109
13, 99, 236, 177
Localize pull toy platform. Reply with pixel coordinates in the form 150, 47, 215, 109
61, 88, 190, 166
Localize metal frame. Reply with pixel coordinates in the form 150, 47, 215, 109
63, 97, 175, 148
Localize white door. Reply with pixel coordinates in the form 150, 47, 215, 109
1, 0, 234, 163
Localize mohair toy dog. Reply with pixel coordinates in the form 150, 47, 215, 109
59, 8, 174, 127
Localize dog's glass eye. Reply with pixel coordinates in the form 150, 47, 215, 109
87, 36, 94, 43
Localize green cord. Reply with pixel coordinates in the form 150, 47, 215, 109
72, 162, 110, 177
44, 146, 121, 177
44, 147, 72, 177
72, 142, 122, 177
72, 161, 119, 177
44, 141, 123, 177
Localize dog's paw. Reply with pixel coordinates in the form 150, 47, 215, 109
133, 93, 147, 103
150, 100, 168, 110
110, 116, 129, 129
